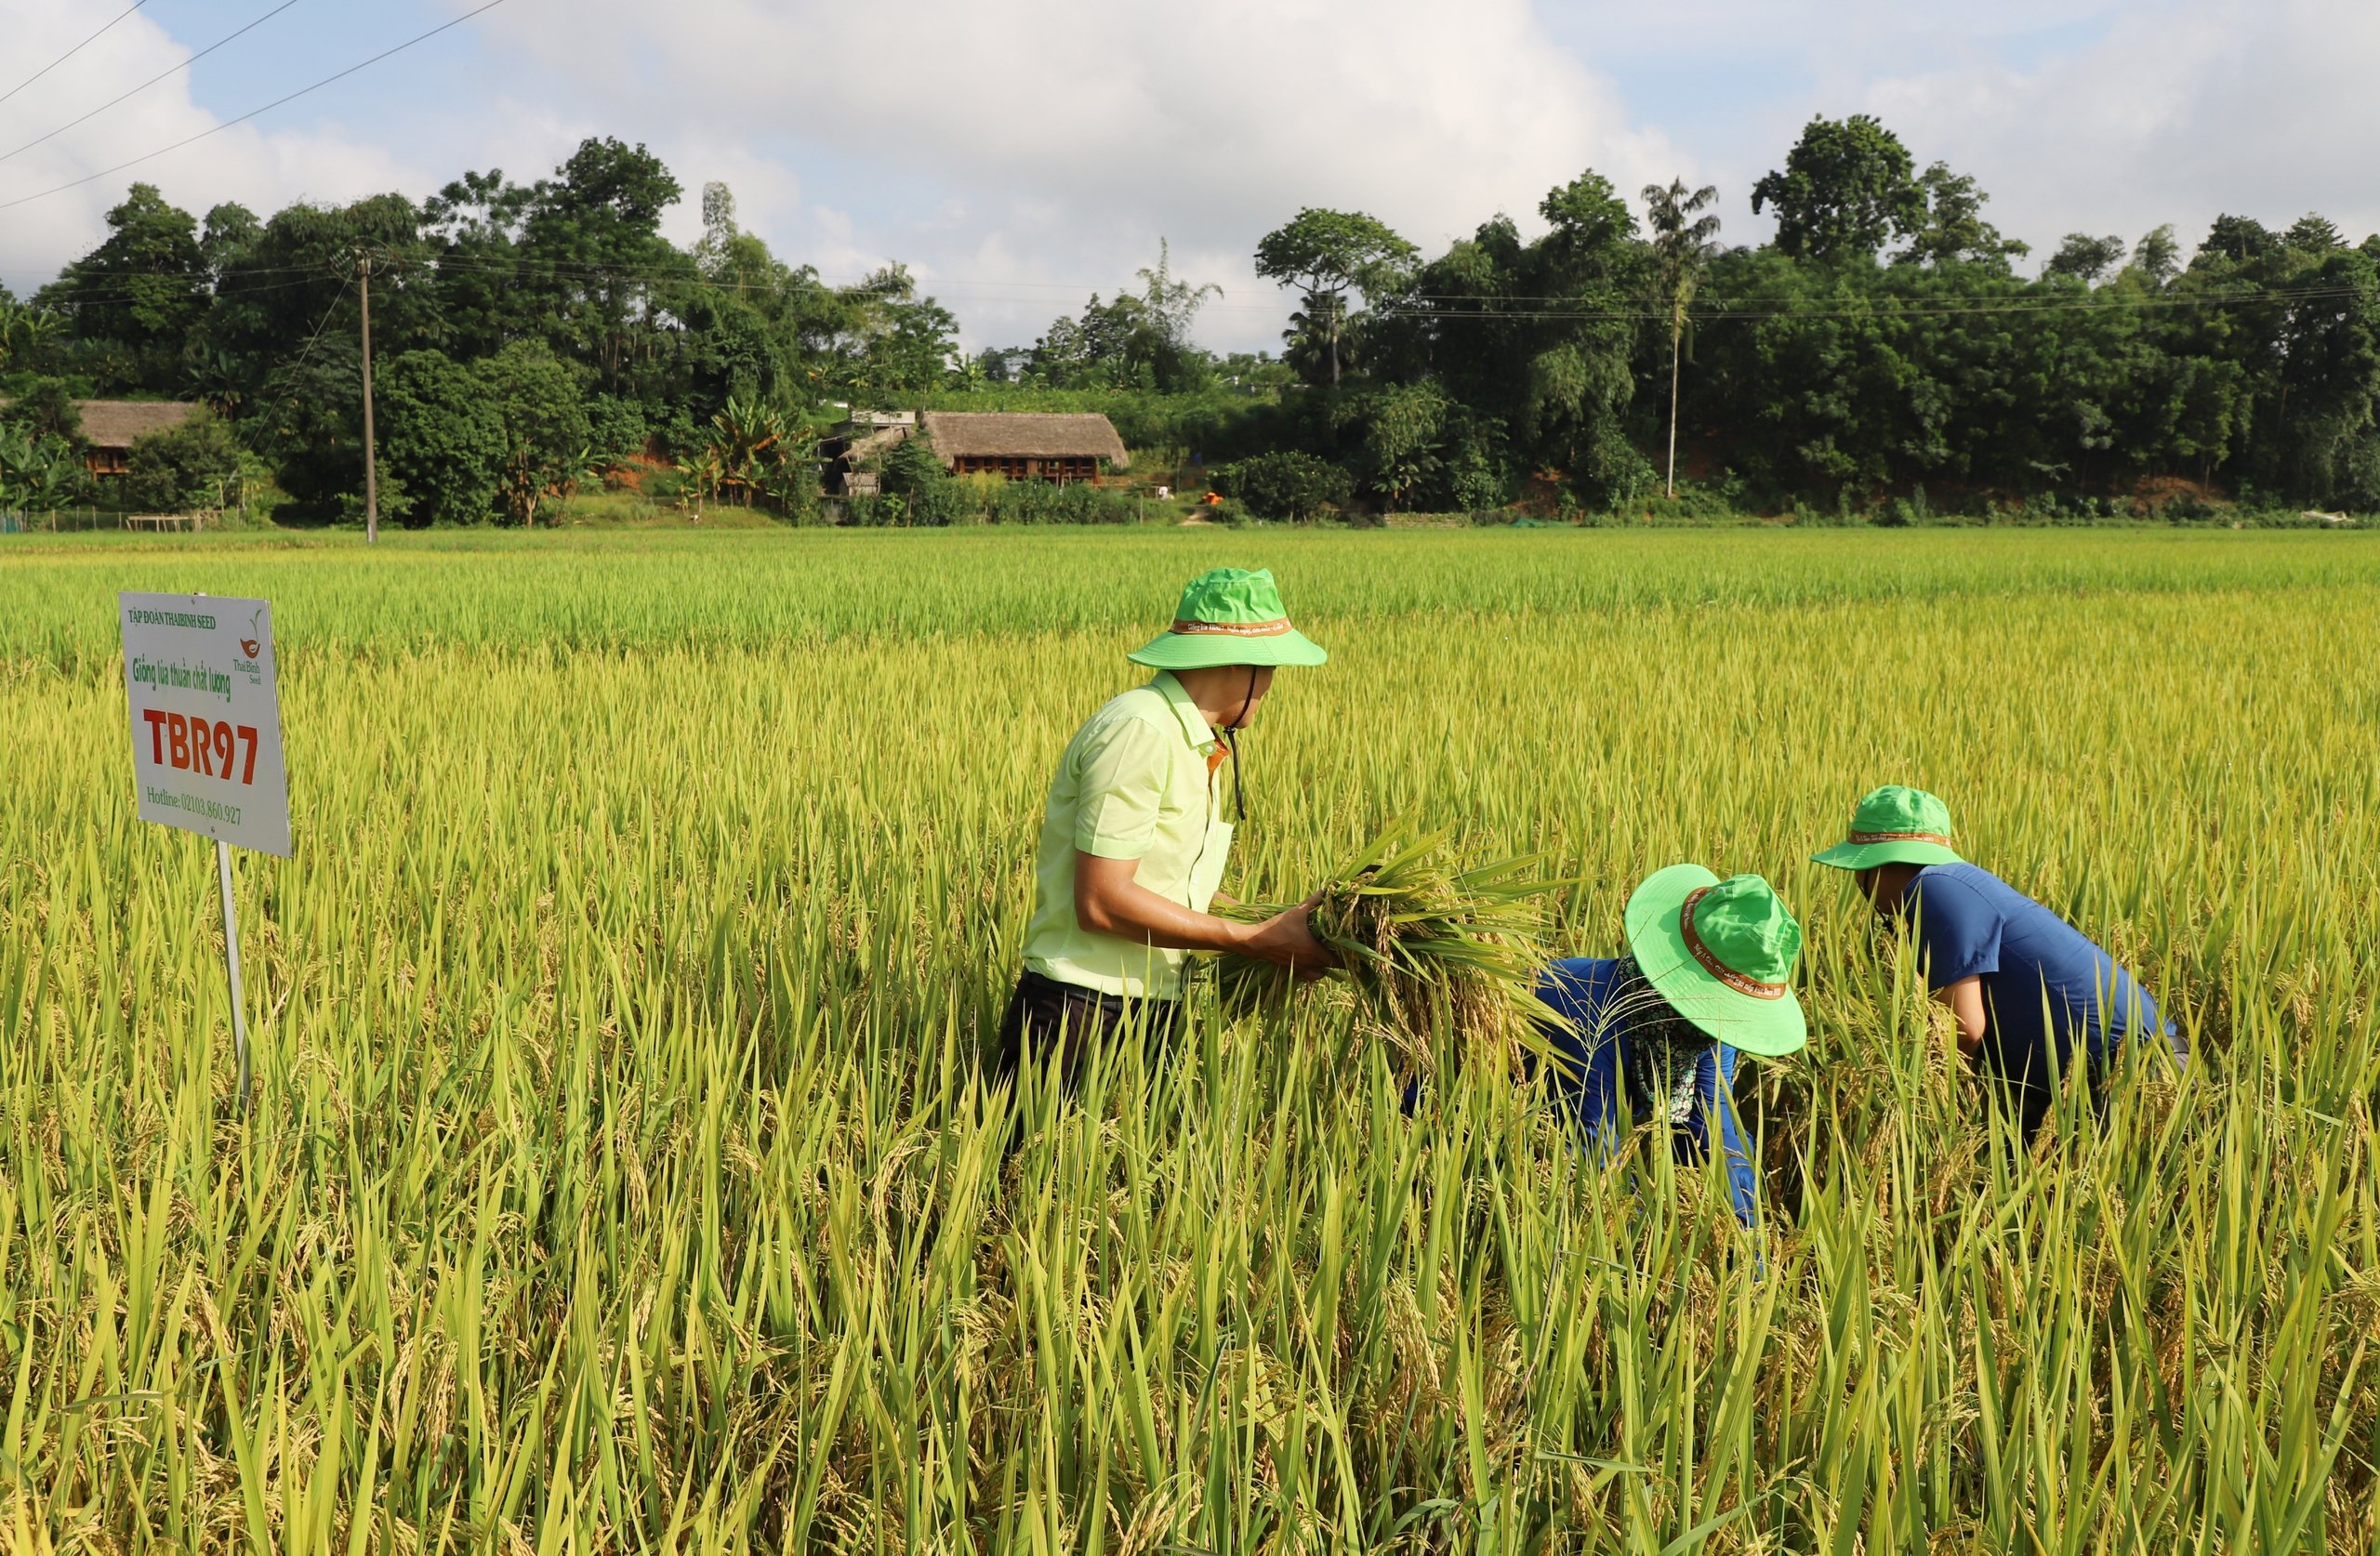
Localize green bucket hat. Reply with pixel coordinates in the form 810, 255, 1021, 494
1623, 864, 1808, 1057
1811, 785, 1962, 871
1127, 567, 1328, 670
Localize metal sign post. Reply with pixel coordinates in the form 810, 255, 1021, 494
215, 837, 252, 1111
120, 592, 291, 1114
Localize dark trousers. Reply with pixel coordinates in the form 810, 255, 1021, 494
1990, 1024, 2192, 1140
993, 969, 1181, 1094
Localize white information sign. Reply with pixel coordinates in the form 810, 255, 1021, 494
120, 592, 291, 858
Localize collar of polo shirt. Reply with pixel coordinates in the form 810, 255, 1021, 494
1152, 670, 1219, 755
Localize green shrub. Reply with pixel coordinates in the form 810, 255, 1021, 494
840, 471, 1139, 527
1214, 450, 1353, 521
875, 437, 945, 496
335, 469, 411, 528
1440, 440, 1513, 513
1627, 478, 1748, 523
125, 411, 246, 514
587, 394, 653, 465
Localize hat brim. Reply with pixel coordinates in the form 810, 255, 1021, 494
1811, 838, 1960, 871
1622, 864, 1808, 1058
1127, 627, 1328, 669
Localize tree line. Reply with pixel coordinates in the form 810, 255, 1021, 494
1239, 115, 2380, 517
0, 139, 975, 523
4, 116, 2376, 523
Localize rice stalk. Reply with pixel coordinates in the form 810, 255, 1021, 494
3, 526, 2376, 1550
1218, 822, 1574, 1070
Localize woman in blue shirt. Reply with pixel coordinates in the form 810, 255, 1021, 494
1813, 785, 2186, 1139
1535, 865, 1808, 1228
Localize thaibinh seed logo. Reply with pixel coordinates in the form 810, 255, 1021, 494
237, 610, 264, 679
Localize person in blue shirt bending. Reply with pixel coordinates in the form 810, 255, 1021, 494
1534, 866, 1808, 1229
1813, 785, 2187, 1139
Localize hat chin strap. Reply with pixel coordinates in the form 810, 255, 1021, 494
1216, 665, 1254, 823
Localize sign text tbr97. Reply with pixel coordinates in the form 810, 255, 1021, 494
119, 591, 291, 857
142, 709, 262, 785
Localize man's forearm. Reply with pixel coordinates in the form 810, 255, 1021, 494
1078, 877, 1250, 955
1073, 852, 1329, 971
1929, 978, 1988, 1061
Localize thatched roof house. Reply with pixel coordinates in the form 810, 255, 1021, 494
919, 412, 1128, 483
77, 401, 197, 452
0, 400, 200, 476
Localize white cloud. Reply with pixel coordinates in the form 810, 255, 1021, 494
1861, 0, 2380, 261
10, 0, 2375, 355
479, 0, 1684, 349
0, 7, 427, 297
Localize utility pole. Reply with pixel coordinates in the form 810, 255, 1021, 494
358, 250, 379, 545
1666, 300, 1682, 501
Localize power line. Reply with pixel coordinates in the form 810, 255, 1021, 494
2, 259, 335, 291
420, 250, 2373, 323
283, 275, 352, 372
414, 249, 1297, 309
4, 273, 326, 310
1378, 284, 2373, 324
0, 0, 306, 168
9, 243, 2363, 329
184, 280, 360, 524
33, 257, 2364, 328
0, 2, 151, 110
416, 249, 1166, 302
12, 256, 2360, 328
0, 0, 510, 212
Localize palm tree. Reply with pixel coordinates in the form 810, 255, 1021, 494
1136, 239, 1223, 343
1643, 179, 1722, 500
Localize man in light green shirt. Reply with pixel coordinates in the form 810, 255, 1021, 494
997, 567, 1337, 1088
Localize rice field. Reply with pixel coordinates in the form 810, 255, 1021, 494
4, 526, 2378, 1553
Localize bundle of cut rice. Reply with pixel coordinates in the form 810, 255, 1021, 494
1219, 823, 1568, 1068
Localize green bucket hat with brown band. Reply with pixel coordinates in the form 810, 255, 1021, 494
1127, 567, 1329, 671
1622, 864, 1808, 1057
1811, 785, 1962, 871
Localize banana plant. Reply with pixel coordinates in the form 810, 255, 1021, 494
681, 397, 819, 516
0, 421, 83, 518
0, 302, 63, 374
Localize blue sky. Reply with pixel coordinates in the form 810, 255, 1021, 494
4, 0, 2373, 351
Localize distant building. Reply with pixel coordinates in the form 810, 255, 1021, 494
820, 410, 918, 496
921, 412, 1127, 484
0, 398, 200, 479
820, 409, 1129, 494
72, 401, 197, 478
839, 409, 917, 437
